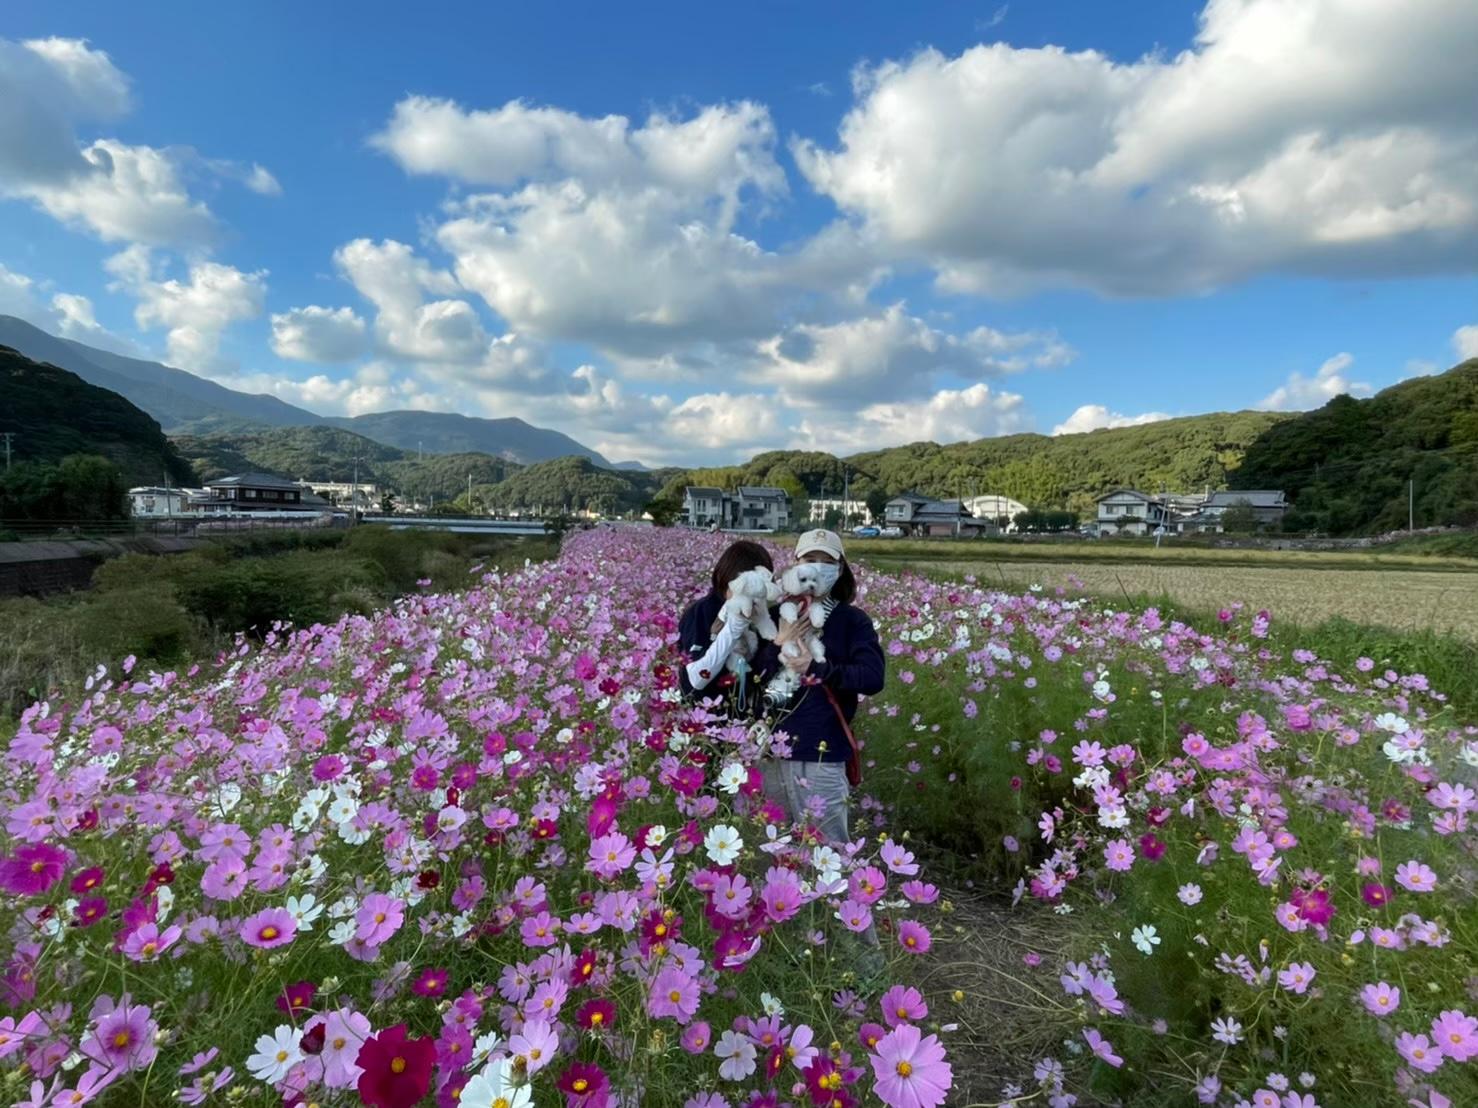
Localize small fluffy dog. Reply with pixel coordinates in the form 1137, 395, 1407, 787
764, 562, 835, 704
716, 567, 780, 676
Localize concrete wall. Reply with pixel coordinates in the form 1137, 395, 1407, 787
0, 536, 200, 598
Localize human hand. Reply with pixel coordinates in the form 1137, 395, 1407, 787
782, 648, 810, 675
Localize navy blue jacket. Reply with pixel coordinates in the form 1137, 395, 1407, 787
677, 591, 727, 700
754, 602, 885, 762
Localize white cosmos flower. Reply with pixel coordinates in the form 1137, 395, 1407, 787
646, 824, 669, 848
1374, 713, 1410, 734
461, 1057, 532, 1108
716, 763, 748, 795
1092, 680, 1112, 701
704, 824, 743, 865
286, 894, 323, 931
326, 797, 358, 824
154, 885, 174, 921
327, 919, 356, 946
760, 992, 785, 1016
247, 1025, 303, 1084
1131, 924, 1161, 955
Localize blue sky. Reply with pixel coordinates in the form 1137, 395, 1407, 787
2, 0, 1475, 465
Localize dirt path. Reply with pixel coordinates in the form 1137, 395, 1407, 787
919, 889, 1079, 1105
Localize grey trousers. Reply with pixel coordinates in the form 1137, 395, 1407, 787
761, 760, 851, 844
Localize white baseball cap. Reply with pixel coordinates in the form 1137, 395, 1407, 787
795, 528, 845, 560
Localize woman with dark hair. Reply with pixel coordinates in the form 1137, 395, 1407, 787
678, 539, 775, 707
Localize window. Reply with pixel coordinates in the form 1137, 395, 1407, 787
245, 489, 257, 499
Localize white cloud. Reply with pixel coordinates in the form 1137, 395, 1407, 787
794, 0, 1478, 295
0, 262, 44, 319
1258, 352, 1372, 411
1052, 404, 1173, 435
752, 303, 1071, 405
1454, 324, 1478, 361
0, 37, 130, 185
245, 164, 282, 196
797, 382, 1029, 454
270, 305, 368, 363
106, 245, 267, 371
333, 237, 491, 363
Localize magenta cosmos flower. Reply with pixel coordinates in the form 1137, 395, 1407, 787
880, 985, 928, 1028
897, 920, 932, 954
870, 1023, 952, 1108
241, 907, 297, 949
0, 843, 68, 896
647, 966, 700, 1024
81, 1000, 159, 1073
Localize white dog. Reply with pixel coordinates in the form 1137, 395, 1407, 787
717, 567, 781, 676
764, 562, 834, 704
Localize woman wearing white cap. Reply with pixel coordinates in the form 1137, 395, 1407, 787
755, 528, 885, 846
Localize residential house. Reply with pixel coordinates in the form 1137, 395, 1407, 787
885, 493, 992, 537
297, 480, 382, 511
127, 486, 194, 517
682, 486, 792, 530
195, 473, 316, 514
1095, 487, 1288, 535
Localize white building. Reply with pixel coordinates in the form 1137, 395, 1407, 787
1095, 488, 1288, 535
682, 486, 792, 530
127, 486, 194, 517
297, 480, 382, 511
963, 494, 1029, 531
808, 498, 873, 526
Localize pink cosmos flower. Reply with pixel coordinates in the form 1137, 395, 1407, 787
240, 908, 296, 950
508, 1018, 558, 1075
870, 1023, 953, 1108
1395, 860, 1438, 893
122, 922, 182, 962
1103, 839, 1135, 872
880, 840, 919, 876
1394, 1031, 1444, 1074
586, 832, 636, 880
1083, 1027, 1122, 1067
355, 894, 405, 945
0, 843, 68, 896
680, 1021, 711, 1054
317, 1008, 372, 1089
80, 1000, 158, 1073
835, 899, 873, 933
1359, 981, 1400, 1017
1277, 962, 1316, 995
897, 920, 932, 954
520, 910, 562, 947
1430, 1008, 1477, 1062
647, 967, 700, 1025
880, 985, 927, 1028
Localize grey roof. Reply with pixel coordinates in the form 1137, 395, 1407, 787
1096, 487, 1155, 502
738, 486, 788, 499
128, 486, 184, 496
1207, 490, 1286, 508
889, 492, 931, 504
208, 472, 301, 491
684, 486, 724, 497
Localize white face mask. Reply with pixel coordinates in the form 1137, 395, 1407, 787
809, 563, 841, 595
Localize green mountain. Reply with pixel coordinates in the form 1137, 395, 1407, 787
661, 411, 1291, 517
478, 455, 669, 515
172, 426, 521, 502
1232, 359, 1478, 533
1, 344, 196, 487
326, 410, 614, 468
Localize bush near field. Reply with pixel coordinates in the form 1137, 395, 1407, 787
0, 527, 555, 719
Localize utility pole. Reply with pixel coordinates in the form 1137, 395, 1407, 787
1409, 478, 1414, 532
1, 431, 12, 470
842, 465, 850, 527
467, 472, 473, 514
351, 453, 360, 525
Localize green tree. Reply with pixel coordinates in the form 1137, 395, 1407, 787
644, 496, 682, 527
1220, 499, 1259, 533
865, 488, 890, 524
379, 492, 397, 514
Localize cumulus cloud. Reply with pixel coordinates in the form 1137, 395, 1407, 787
1052, 404, 1173, 435
1454, 324, 1478, 361
0, 262, 44, 319
794, 0, 1478, 295
1258, 352, 1372, 411
797, 382, 1029, 454
106, 245, 267, 371
751, 304, 1071, 405
333, 237, 492, 364
270, 305, 368, 363
0, 36, 276, 247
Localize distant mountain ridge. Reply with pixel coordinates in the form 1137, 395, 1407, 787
0, 315, 615, 468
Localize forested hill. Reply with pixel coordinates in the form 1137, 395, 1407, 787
661, 411, 1290, 515
1, 345, 196, 487
173, 426, 522, 504
1233, 359, 1478, 533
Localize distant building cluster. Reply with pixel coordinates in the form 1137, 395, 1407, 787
129, 473, 351, 518
1095, 488, 1288, 535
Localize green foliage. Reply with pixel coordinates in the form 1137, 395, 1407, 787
483, 455, 663, 515
0, 454, 130, 520
1235, 359, 1478, 534
1, 346, 196, 488
644, 496, 682, 527
865, 488, 891, 522
1012, 507, 1078, 532
1219, 498, 1259, 532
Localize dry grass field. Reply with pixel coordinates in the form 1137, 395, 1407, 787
864, 554, 1478, 640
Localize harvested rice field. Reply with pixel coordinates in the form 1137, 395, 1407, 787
868, 557, 1478, 640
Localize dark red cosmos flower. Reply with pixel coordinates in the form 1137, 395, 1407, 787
299, 1020, 326, 1055
1138, 833, 1167, 862
532, 819, 560, 841
275, 980, 317, 1015
557, 1062, 610, 1107
355, 1024, 435, 1108
576, 997, 615, 1030
568, 949, 599, 988
1362, 882, 1393, 908
415, 870, 440, 891
1291, 887, 1335, 927
70, 866, 106, 894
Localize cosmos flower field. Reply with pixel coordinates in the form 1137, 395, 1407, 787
1, 526, 1474, 1107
